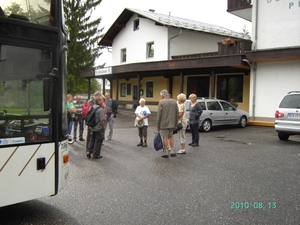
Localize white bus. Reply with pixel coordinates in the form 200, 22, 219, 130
0, 0, 69, 207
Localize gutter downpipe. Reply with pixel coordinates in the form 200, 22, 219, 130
251, 0, 259, 120
168, 29, 182, 60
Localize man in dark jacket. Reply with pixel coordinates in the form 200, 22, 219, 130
86, 95, 105, 159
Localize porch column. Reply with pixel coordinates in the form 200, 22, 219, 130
115, 77, 118, 100
210, 70, 215, 97
102, 78, 105, 94
180, 72, 183, 93
168, 76, 173, 97
87, 78, 91, 100
137, 74, 141, 102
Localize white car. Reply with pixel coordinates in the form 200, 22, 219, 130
185, 98, 250, 132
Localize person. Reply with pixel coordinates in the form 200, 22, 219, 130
86, 95, 105, 159
104, 92, 118, 141
157, 89, 178, 158
188, 93, 202, 147
176, 93, 187, 154
135, 98, 151, 147
230, 98, 238, 108
73, 95, 85, 142
86, 91, 102, 151
67, 94, 76, 144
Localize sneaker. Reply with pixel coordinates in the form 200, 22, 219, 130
68, 140, 74, 144
188, 143, 193, 146
79, 138, 85, 141
137, 142, 143, 146
161, 154, 169, 158
142, 143, 147, 147
86, 152, 91, 158
177, 149, 186, 154
170, 153, 177, 157
191, 143, 199, 147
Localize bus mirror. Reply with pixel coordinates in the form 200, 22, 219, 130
43, 78, 53, 111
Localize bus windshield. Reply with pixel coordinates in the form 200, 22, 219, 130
0, 0, 56, 26
0, 45, 52, 145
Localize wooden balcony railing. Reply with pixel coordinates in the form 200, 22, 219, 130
228, 0, 252, 11
218, 40, 252, 55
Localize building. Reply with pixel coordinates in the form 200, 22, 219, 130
84, 1, 299, 122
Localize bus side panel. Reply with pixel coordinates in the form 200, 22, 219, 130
58, 140, 69, 192
0, 143, 57, 207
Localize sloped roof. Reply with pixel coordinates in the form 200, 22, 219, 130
99, 8, 251, 47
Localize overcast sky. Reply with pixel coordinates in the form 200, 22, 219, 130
95, 0, 252, 66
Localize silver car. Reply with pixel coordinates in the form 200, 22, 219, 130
185, 98, 250, 132
275, 91, 300, 140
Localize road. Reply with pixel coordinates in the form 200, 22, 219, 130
1, 114, 300, 225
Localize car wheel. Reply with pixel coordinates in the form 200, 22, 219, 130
278, 132, 289, 141
201, 119, 211, 132
239, 116, 247, 128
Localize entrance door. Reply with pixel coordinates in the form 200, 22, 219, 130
187, 76, 209, 97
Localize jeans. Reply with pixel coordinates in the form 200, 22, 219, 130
67, 121, 73, 140
73, 118, 84, 140
105, 114, 114, 139
190, 123, 199, 144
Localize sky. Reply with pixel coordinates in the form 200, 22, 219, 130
95, 0, 252, 67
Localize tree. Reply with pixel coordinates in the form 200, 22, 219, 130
64, 0, 104, 94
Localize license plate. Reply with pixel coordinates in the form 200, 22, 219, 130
287, 113, 300, 118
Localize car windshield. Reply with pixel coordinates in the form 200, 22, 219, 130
279, 95, 300, 108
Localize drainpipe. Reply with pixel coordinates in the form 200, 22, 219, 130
249, 0, 259, 120
168, 29, 182, 60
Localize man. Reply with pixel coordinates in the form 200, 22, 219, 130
157, 89, 179, 158
104, 92, 118, 141
73, 95, 85, 142
86, 95, 105, 159
86, 91, 102, 151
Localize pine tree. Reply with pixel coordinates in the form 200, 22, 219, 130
64, 0, 104, 93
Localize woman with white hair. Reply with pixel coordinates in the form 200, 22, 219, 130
135, 98, 151, 147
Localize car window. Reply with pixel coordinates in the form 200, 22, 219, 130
279, 95, 300, 109
220, 101, 235, 111
207, 101, 222, 111
184, 101, 191, 111
198, 101, 206, 110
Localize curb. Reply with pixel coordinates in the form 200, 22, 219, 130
248, 120, 274, 127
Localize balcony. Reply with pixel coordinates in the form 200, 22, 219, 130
218, 40, 252, 55
227, 0, 252, 21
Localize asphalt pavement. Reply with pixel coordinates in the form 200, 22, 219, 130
1, 113, 300, 225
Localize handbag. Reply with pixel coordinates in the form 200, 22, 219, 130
154, 132, 163, 151
134, 117, 144, 128
173, 122, 183, 134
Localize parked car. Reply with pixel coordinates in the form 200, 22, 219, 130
185, 98, 250, 132
274, 91, 300, 140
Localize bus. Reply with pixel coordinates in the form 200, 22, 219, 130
0, 0, 69, 207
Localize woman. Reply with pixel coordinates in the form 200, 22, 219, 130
177, 93, 187, 154
67, 94, 77, 144
188, 94, 202, 147
135, 98, 151, 147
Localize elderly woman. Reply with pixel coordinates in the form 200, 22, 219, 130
188, 94, 202, 147
177, 93, 187, 154
135, 98, 151, 147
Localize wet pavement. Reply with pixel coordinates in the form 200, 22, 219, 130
1, 113, 300, 225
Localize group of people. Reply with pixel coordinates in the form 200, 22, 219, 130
68, 89, 202, 160
135, 89, 202, 158
67, 92, 118, 159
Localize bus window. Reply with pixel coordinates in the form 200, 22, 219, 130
0, 45, 52, 145
1, 0, 55, 26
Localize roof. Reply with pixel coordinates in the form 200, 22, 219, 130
99, 8, 251, 47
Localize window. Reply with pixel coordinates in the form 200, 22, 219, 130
207, 101, 222, 111
127, 84, 131, 95
145, 81, 153, 98
121, 48, 126, 63
147, 42, 154, 58
217, 75, 243, 102
120, 83, 126, 97
134, 19, 139, 31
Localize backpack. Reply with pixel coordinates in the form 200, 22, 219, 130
82, 101, 93, 118
112, 100, 119, 114
85, 106, 101, 127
